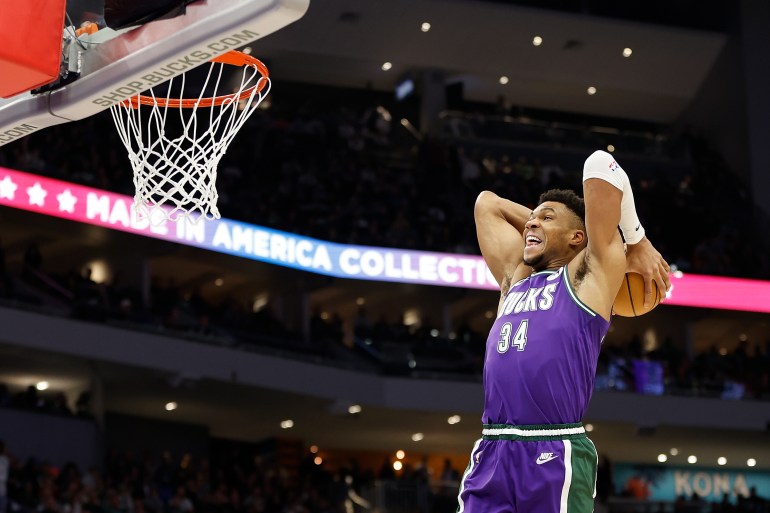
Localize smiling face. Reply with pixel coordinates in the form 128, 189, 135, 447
523, 201, 586, 270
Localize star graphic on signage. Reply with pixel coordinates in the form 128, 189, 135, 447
0, 176, 18, 200
26, 182, 48, 207
56, 189, 77, 213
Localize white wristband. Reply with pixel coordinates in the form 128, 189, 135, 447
582, 150, 645, 244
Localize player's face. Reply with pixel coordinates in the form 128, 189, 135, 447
522, 202, 576, 269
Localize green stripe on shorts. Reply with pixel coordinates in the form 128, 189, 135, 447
567, 437, 598, 512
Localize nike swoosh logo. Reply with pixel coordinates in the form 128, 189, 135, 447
536, 455, 559, 465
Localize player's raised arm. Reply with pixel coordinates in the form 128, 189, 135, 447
582, 150, 670, 307
474, 191, 531, 289
582, 151, 626, 263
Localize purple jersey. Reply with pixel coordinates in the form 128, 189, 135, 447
483, 265, 610, 425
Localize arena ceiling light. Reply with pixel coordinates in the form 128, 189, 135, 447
396, 450, 405, 460
499, 76, 509, 85
165, 401, 178, 411
748, 458, 757, 467
375, 106, 391, 121
348, 404, 362, 414
623, 47, 633, 58
421, 22, 431, 32
253, 293, 269, 312
532, 36, 543, 46
670, 448, 679, 456
587, 86, 597, 95
403, 309, 420, 326
381, 62, 393, 71
717, 457, 727, 466
585, 423, 594, 432
310, 445, 319, 454
688, 455, 698, 464
411, 432, 424, 442
657, 454, 667, 463
447, 415, 461, 425
280, 419, 294, 429
35, 381, 49, 391
393, 460, 403, 471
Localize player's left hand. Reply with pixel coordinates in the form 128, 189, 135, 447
625, 236, 671, 308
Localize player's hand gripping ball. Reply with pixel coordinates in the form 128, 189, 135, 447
613, 272, 663, 317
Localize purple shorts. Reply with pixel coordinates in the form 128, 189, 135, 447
457, 423, 597, 513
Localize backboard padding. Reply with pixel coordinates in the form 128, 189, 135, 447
0, 0, 67, 98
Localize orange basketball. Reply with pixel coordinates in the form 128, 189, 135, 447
613, 272, 663, 317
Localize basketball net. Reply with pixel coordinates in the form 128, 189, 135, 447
110, 51, 270, 224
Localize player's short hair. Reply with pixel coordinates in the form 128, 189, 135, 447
538, 189, 585, 229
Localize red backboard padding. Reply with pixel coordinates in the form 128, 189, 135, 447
0, 0, 67, 98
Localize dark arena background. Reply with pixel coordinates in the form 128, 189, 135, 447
1, 1, 770, 512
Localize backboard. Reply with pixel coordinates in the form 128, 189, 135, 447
0, 0, 309, 146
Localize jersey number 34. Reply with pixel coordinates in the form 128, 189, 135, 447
497, 320, 528, 353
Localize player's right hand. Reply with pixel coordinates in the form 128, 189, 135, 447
625, 236, 671, 308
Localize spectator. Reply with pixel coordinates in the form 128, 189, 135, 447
624, 474, 650, 499
712, 493, 734, 513
168, 484, 194, 513
438, 458, 460, 497
377, 458, 395, 481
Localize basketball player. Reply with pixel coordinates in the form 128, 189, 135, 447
458, 150, 670, 513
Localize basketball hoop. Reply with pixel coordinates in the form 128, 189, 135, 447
110, 50, 270, 224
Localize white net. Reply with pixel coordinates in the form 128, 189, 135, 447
110, 52, 270, 224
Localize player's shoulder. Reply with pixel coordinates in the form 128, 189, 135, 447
504, 263, 535, 292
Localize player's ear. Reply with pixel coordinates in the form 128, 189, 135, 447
570, 229, 585, 247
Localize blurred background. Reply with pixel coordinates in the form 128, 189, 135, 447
1, 1, 770, 512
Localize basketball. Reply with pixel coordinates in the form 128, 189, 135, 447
613, 272, 662, 317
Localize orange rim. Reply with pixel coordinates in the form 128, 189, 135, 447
121, 50, 269, 109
